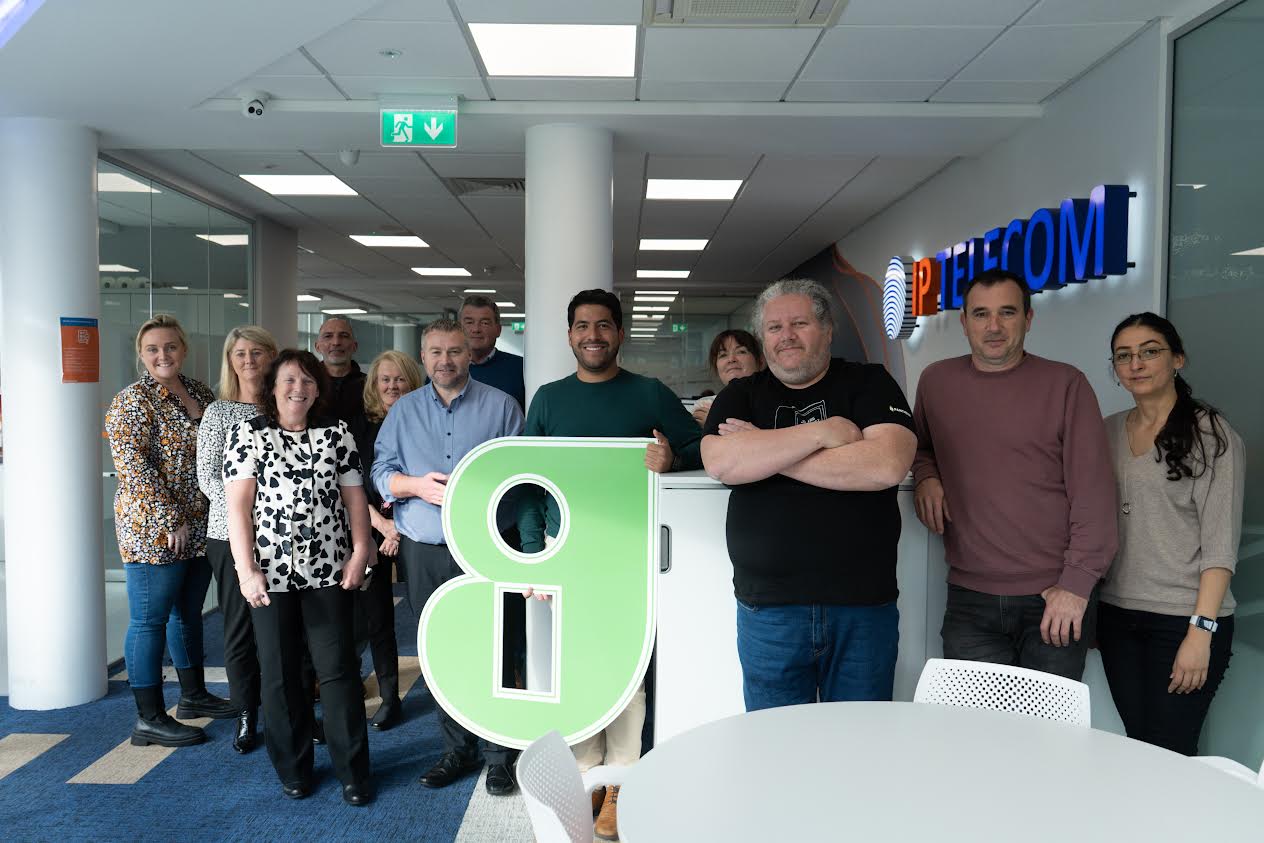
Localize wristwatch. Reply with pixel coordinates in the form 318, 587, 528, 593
1190, 615, 1219, 634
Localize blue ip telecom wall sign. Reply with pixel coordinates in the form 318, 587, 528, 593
883, 184, 1132, 340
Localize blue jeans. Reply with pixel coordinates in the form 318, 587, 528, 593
123, 557, 212, 689
736, 600, 899, 711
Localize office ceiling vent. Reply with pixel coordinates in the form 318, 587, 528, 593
646, 0, 846, 26
442, 177, 526, 198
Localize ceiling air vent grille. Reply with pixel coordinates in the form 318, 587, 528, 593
647, 0, 844, 26
442, 177, 525, 198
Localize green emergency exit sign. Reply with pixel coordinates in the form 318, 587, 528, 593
670, 323, 688, 333
380, 109, 457, 148
511, 321, 525, 333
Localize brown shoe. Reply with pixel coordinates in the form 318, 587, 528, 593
594, 785, 619, 840
590, 786, 606, 817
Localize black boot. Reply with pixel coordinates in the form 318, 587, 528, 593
131, 686, 206, 747
232, 708, 258, 754
175, 667, 237, 720
370, 697, 402, 731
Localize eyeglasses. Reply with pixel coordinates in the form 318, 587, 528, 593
1111, 347, 1170, 366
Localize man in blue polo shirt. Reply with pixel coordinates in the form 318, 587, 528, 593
461, 294, 525, 409
371, 317, 524, 796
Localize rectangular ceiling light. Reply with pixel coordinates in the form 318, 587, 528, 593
636, 270, 689, 279
297, 294, 322, 302
1175, 183, 1207, 190
222, 293, 242, 299
633, 305, 670, 312
635, 296, 676, 302
630, 327, 659, 332
495, 301, 516, 307
640, 239, 707, 251
239, 174, 357, 196
172, 285, 189, 290
98, 172, 159, 193
1231, 246, 1264, 256
502, 312, 526, 318
413, 267, 472, 277
350, 235, 429, 248
635, 290, 679, 295
197, 234, 250, 246
633, 314, 666, 320
468, 23, 636, 77
646, 179, 742, 201
238, 302, 250, 308
322, 307, 367, 315
99, 263, 138, 272
464, 288, 496, 293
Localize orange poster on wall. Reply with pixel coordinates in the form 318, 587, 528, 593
60, 316, 100, 383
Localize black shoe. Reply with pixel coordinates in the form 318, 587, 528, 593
282, 781, 311, 800
130, 686, 206, 747
418, 752, 480, 788
312, 718, 326, 745
175, 668, 237, 719
485, 762, 517, 796
370, 700, 401, 731
232, 709, 257, 754
343, 782, 374, 806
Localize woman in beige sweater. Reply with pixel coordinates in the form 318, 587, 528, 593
1099, 312, 1245, 756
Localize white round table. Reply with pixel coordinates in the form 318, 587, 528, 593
619, 702, 1264, 842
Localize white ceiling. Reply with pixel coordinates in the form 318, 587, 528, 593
0, 0, 1199, 314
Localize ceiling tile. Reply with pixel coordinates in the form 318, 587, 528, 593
220, 75, 345, 101
305, 21, 480, 78
198, 151, 327, 176
1020, 0, 1187, 25
639, 80, 789, 102
334, 75, 489, 100
840, 0, 1035, 26
646, 156, 759, 180
642, 28, 820, 82
786, 80, 940, 102
639, 201, 732, 238
487, 78, 636, 100
931, 79, 1064, 103
802, 26, 1002, 81
252, 50, 323, 77
357, 0, 454, 21
955, 23, 1143, 81
309, 150, 441, 181
423, 153, 524, 177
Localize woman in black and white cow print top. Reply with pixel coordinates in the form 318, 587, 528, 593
224, 349, 374, 806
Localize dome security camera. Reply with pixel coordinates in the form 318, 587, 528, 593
338, 149, 360, 166
242, 92, 269, 118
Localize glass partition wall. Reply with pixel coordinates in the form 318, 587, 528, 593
1167, 0, 1264, 765
98, 161, 253, 591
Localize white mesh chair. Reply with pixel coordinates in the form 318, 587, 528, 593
913, 658, 1091, 727
516, 730, 627, 843
1194, 755, 1264, 787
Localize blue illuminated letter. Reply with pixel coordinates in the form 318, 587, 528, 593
982, 228, 1003, 272
1001, 219, 1025, 272
1024, 209, 1059, 292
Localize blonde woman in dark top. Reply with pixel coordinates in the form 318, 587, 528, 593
196, 325, 278, 754
1099, 312, 1245, 756
105, 314, 235, 748
348, 350, 424, 731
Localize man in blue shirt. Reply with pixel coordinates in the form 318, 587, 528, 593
371, 318, 524, 796
461, 295, 525, 409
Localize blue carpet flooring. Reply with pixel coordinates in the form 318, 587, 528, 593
0, 587, 477, 842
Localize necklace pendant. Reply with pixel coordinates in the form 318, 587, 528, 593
1121, 502, 1131, 515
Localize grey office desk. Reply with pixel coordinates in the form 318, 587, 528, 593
619, 701, 1264, 842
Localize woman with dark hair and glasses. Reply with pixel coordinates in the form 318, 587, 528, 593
692, 329, 765, 425
224, 349, 374, 804
1099, 312, 1245, 756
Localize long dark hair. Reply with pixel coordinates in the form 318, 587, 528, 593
1110, 312, 1227, 480
708, 329, 765, 377
261, 349, 329, 423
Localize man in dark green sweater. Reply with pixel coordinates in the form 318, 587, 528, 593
518, 288, 700, 840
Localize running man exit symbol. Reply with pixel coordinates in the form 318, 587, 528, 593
380, 109, 457, 148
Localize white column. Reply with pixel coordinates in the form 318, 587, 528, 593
524, 124, 613, 408
253, 216, 298, 348
0, 118, 107, 708
392, 323, 419, 357
523, 125, 614, 692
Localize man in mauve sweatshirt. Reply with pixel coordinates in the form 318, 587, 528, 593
912, 268, 1118, 681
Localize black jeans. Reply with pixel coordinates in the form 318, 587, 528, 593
941, 583, 1098, 680
1097, 603, 1233, 756
251, 585, 370, 788
207, 538, 261, 710
398, 535, 511, 765
354, 553, 400, 701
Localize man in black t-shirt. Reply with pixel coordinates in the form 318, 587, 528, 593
701, 278, 917, 711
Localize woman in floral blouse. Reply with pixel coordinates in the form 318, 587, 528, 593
105, 314, 236, 748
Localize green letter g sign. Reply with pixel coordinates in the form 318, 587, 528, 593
419, 437, 657, 749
